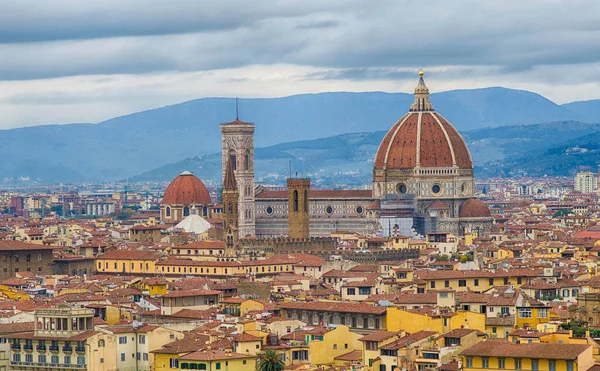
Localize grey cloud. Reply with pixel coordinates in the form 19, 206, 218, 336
0, 0, 600, 82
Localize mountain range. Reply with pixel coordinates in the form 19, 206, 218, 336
1, 87, 600, 184
129, 121, 600, 186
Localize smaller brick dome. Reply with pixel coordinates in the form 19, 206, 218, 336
162, 171, 211, 205
459, 198, 491, 218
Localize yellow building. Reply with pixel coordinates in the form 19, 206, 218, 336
303, 325, 362, 366
131, 277, 168, 297
178, 349, 256, 371
222, 298, 266, 317
95, 250, 161, 275
386, 308, 486, 334
7, 306, 117, 371
359, 330, 400, 370
417, 269, 543, 293
461, 340, 593, 371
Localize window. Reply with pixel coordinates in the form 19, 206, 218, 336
430, 281, 436, 289
567, 361, 574, 371
77, 357, 85, 365
538, 308, 548, 318
13, 354, 20, 362
532, 360, 538, 371
514, 359, 521, 370
170, 358, 179, 368
139, 335, 146, 344
518, 308, 532, 318
549, 361, 556, 371
517, 277, 522, 284
51, 355, 59, 364
482, 358, 489, 369
121, 353, 126, 362
347, 288, 356, 295
25, 354, 33, 363
359, 287, 371, 295
489, 278, 494, 286
444, 280, 450, 288
466, 357, 472, 368
333, 344, 337, 350
459, 280, 466, 287
119, 336, 127, 344
500, 307, 509, 315
474, 279, 479, 286
38, 355, 46, 363
498, 358, 505, 369
216, 362, 221, 370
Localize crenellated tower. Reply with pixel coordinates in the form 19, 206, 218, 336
287, 178, 310, 239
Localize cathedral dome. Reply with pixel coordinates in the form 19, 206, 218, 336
459, 198, 491, 218
374, 71, 472, 171
162, 171, 211, 205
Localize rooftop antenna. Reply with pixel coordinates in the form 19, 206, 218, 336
235, 97, 239, 120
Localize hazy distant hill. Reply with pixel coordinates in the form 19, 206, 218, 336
131, 121, 600, 184
0, 88, 592, 183
561, 100, 600, 124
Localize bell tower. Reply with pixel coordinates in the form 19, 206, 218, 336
220, 106, 256, 238
222, 159, 239, 255
287, 178, 310, 239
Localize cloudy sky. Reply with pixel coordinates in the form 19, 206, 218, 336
0, 0, 599, 128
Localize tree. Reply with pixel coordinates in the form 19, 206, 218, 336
258, 349, 285, 371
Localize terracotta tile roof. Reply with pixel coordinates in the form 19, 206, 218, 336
232, 332, 262, 342
0, 322, 35, 334
380, 330, 438, 350
334, 350, 362, 361
461, 340, 591, 360
0, 240, 55, 251
358, 331, 398, 342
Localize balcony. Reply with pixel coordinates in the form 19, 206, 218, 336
49, 345, 59, 352
23, 344, 33, 351
10, 361, 87, 369
36, 345, 47, 352
63, 346, 73, 353
75, 347, 86, 354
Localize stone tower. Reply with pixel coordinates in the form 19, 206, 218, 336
222, 159, 239, 255
287, 178, 310, 238
221, 117, 256, 238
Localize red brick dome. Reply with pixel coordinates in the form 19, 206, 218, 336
374, 71, 472, 171
459, 198, 491, 218
374, 111, 472, 170
162, 171, 211, 205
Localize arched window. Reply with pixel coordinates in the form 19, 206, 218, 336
203, 206, 208, 217
165, 207, 171, 217
293, 190, 299, 212
227, 202, 233, 214
244, 150, 250, 170
229, 150, 236, 170
183, 207, 190, 217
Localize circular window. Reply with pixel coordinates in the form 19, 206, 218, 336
432, 184, 442, 195
266, 206, 273, 215
397, 183, 408, 194
325, 206, 333, 215
356, 206, 364, 214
